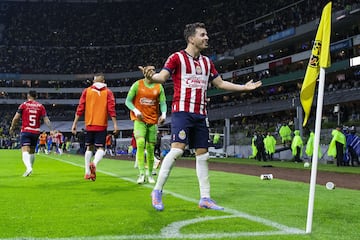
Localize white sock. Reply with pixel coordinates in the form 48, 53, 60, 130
85, 151, 93, 174
154, 148, 183, 191
93, 149, 104, 167
22, 152, 32, 172
196, 152, 210, 199
30, 154, 35, 167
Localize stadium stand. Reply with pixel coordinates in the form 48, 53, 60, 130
0, 0, 359, 149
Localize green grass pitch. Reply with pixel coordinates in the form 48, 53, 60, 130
0, 149, 359, 240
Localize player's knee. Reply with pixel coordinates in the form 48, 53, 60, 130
196, 152, 209, 161
136, 138, 145, 149
169, 148, 184, 160
96, 149, 105, 156
146, 142, 155, 151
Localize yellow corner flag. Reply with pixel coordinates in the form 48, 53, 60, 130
300, 2, 332, 126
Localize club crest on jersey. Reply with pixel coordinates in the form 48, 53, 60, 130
178, 130, 186, 140
195, 65, 202, 75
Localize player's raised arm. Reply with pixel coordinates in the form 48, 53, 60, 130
138, 66, 170, 84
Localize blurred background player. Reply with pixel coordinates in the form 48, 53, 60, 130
255, 131, 266, 161
105, 133, 115, 156
131, 132, 137, 167
9, 90, 52, 177
264, 131, 276, 161
279, 122, 292, 147
72, 73, 119, 181
249, 132, 258, 159
291, 130, 303, 163
38, 131, 48, 154
125, 70, 167, 184
328, 127, 346, 166
305, 130, 322, 160
345, 126, 360, 166
53, 130, 64, 155
49, 131, 57, 154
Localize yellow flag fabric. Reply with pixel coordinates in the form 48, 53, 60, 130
300, 2, 332, 126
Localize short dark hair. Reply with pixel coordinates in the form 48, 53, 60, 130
93, 73, 105, 82
184, 22, 206, 43
28, 90, 37, 99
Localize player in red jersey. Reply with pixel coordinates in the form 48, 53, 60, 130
9, 90, 52, 177
53, 130, 64, 155
140, 22, 262, 211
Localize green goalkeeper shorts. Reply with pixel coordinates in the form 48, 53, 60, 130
133, 120, 157, 143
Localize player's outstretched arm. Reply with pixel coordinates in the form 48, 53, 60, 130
212, 76, 262, 91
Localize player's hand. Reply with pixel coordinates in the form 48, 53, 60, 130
71, 125, 77, 135
244, 80, 262, 90
136, 113, 143, 121
113, 129, 119, 138
158, 116, 165, 125
133, 108, 143, 121
138, 66, 155, 79
9, 126, 15, 135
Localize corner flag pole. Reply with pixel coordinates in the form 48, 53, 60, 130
305, 68, 325, 233
302, 2, 332, 233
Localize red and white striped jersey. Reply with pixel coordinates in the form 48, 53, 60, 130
54, 132, 63, 144
163, 50, 219, 115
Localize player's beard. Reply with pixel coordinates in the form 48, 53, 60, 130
197, 41, 208, 51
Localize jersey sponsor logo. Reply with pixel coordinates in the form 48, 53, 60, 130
140, 97, 156, 106
184, 77, 206, 89
24, 102, 42, 108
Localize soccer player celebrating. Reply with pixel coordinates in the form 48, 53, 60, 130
125, 71, 167, 184
9, 90, 52, 177
72, 74, 119, 181
140, 22, 262, 211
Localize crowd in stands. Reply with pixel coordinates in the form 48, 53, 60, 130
0, 0, 358, 74
1, 0, 359, 145
209, 71, 360, 109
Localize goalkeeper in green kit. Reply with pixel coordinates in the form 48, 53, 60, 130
126, 70, 167, 184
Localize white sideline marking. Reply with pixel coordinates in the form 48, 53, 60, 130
4, 155, 304, 240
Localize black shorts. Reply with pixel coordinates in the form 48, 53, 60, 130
20, 132, 40, 147
85, 130, 107, 148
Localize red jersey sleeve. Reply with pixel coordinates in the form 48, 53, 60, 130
209, 60, 219, 82
163, 53, 180, 74
106, 89, 116, 118
76, 88, 87, 116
